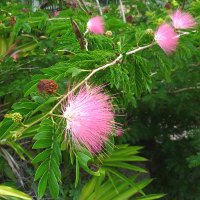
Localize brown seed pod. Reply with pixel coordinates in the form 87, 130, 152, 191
37, 79, 58, 95
164, 3, 172, 9
126, 15, 133, 23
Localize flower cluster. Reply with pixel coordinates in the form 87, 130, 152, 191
62, 84, 121, 155
154, 9, 196, 55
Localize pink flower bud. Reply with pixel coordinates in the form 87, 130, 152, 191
62, 84, 121, 155
170, 9, 197, 29
154, 23, 179, 55
87, 16, 105, 35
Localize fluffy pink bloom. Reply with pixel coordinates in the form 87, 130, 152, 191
62, 84, 119, 154
53, 11, 60, 17
11, 53, 18, 59
87, 16, 105, 34
154, 23, 179, 55
170, 9, 196, 29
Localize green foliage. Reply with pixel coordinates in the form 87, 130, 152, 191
32, 119, 61, 198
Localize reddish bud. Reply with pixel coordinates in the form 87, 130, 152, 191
22, 8, 28, 13
126, 15, 133, 23
37, 79, 58, 95
66, 4, 70, 9
71, 1, 77, 9
104, 8, 109, 13
164, 3, 172, 9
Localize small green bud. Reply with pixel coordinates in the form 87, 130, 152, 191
12, 113, 23, 123
5, 113, 23, 123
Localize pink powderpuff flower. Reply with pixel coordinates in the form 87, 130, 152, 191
11, 53, 18, 59
87, 16, 105, 34
170, 9, 197, 29
62, 84, 119, 155
53, 11, 60, 17
154, 23, 179, 55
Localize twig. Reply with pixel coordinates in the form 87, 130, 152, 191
76, 0, 89, 14
119, 0, 126, 23
0, 147, 24, 187
84, 29, 89, 51
126, 43, 155, 55
28, 18, 70, 24
95, 0, 102, 16
169, 86, 200, 94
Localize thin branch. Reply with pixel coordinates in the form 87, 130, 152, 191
84, 29, 89, 51
28, 17, 70, 24
169, 86, 200, 94
126, 43, 155, 55
76, 0, 89, 14
95, 0, 102, 16
119, 0, 126, 23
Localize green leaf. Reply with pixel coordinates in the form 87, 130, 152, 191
32, 139, 52, 149
106, 168, 145, 196
51, 158, 61, 181
77, 152, 100, 176
70, 148, 74, 165
79, 176, 98, 200
133, 194, 165, 200
75, 157, 79, 188
34, 160, 49, 181
103, 162, 147, 173
0, 185, 31, 200
107, 172, 118, 194
48, 169, 59, 199
104, 155, 148, 162
38, 171, 48, 198
23, 22, 31, 33
31, 97, 57, 116
32, 149, 51, 164
33, 131, 52, 140
111, 179, 153, 200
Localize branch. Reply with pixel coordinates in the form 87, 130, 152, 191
119, 0, 126, 23
95, 0, 102, 16
76, 0, 89, 14
169, 86, 200, 94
